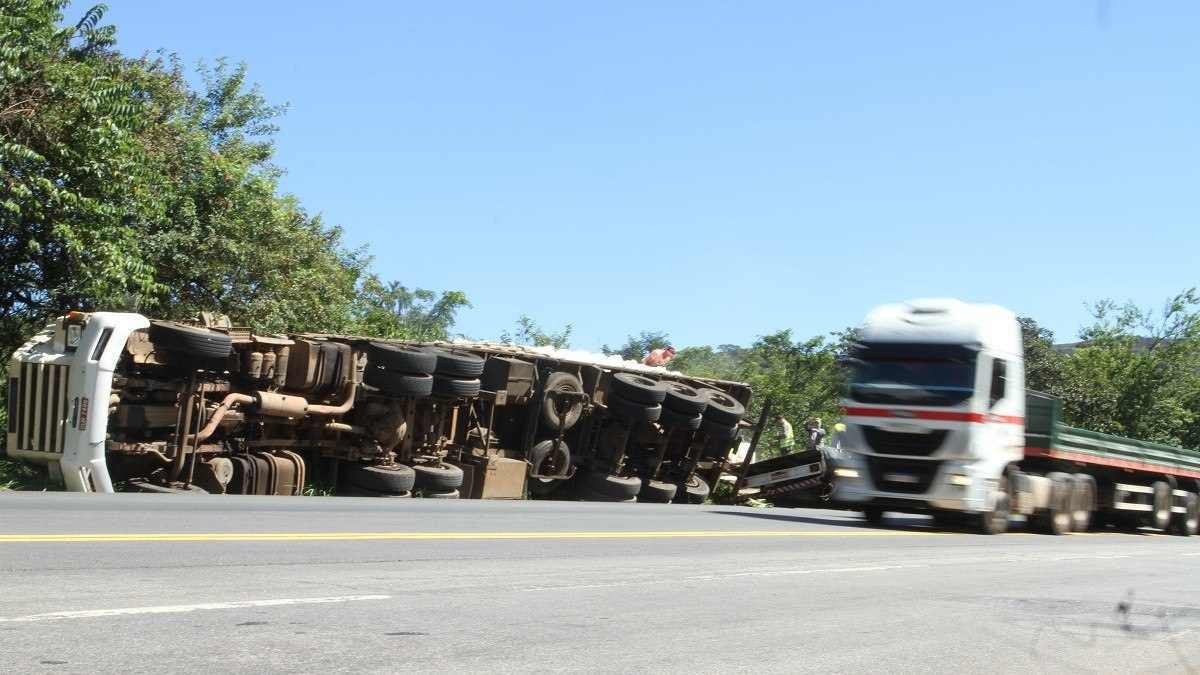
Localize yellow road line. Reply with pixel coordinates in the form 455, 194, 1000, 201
0, 529, 953, 543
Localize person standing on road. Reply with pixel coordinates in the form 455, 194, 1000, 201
776, 415, 795, 455
643, 345, 676, 367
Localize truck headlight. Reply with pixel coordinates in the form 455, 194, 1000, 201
947, 473, 972, 487
66, 324, 83, 349
834, 467, 860, 479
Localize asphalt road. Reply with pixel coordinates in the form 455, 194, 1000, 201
1, 493, 1198, 674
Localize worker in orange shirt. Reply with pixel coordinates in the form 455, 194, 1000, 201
642, 345, 676, 367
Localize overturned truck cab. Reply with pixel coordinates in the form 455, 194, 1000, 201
5, 312, 759, 502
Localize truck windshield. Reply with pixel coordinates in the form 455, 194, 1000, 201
848, 343, 977, 406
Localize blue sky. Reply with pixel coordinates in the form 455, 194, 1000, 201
108, 1, 1198, 350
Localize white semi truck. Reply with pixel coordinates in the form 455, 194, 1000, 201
833, 299, 1200, 536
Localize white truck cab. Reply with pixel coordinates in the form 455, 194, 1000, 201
833, 299, 1025, 526
6, 312, 149, 492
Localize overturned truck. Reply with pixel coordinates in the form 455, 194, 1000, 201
5, 312, 757, 502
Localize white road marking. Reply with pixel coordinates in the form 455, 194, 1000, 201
1181, 552, 1200, 557
684, 564, 924, 581
0, 595, 390, 623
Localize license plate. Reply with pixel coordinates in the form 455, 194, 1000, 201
883, 472, 919, 484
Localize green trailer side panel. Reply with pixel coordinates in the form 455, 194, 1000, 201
1024, 389, 1200, 475
1023, 390, 1060, 449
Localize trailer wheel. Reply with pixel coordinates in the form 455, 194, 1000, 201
1070, 474, 1096, 532
1036, 475, 1073, 535
364, 370, 435, 397
432, 376, 481, 398
697, 388, 746, 426
637, 479, 678, 503
340, 485, 412, 498
421, 489, 460, 499
659, 406, 703, 431
606, 394, 662, 423
660, 381, 708, 415
412, 462, 464, 491
700, 417, 739, 440
578, 471, 641, 500
541, 372, 584, 431
148, 321, 233, 359
528, 439, 571, 478
680, 474, 711, 504
431, 348, 486, 378
342, 462, 417, 494
607, 373, 667, 405
978, 492, 1011, 535
365, 342, 436, 374
1172, 492, 1199, 536
1151, 481, 1172, 531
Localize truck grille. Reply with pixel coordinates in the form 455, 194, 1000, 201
9, 362, 71, 454
864, 456, 943, 494
863, 427, 947, 457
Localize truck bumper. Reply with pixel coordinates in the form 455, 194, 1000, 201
833, 454, 995, 514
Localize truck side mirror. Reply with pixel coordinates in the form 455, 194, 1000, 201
989, 359, 1007, 407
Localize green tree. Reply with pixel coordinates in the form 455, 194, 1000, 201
668, 344, 746, 379
0, 2, 369, 349
736, 329, 848, 459
349, 276, 470, 341
500, 315, 572, 348
602, 330, 671, 362
1054, 290, 1200, 447
1018, 316, 1064, 394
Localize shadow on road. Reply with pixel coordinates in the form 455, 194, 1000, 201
708, 509, 938, 532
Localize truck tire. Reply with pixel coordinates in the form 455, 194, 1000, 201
422, 489, 460, 499
978, 492, 1011, 535
698, 388, 746, 426
1036, 474, 1073, 535
659, 405, 703, 431
412, 462, 464, 491
148, 321, 233, 359
342, 462, 417, 494
432, 349, 486, 378
1151, 481, 1172, 531
576, 489, 637, 503
528, 439, 571, 478
638, 479, 677, 503
578, 471, 641, 500
606, 394, 662, 423
1172, 491, 1199, 536
700, 417, 739, 440
341, 485, 412, 498
364, 370, 434, 397
607, 373, 667, 405
432, 376, 481, 398
541, 371, 584, 431
862, 506, 885, 527
366, 342, 436, 374
1070, 474, 1096, 532
660, 381, 708, 415
680, 474, 710, 504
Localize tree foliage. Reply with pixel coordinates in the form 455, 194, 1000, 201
500, 315, 572, 348
349, 276, 470, 341
602, 330, 671, 362
0, 1, 370, 354
1050, 290, 1200, 447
